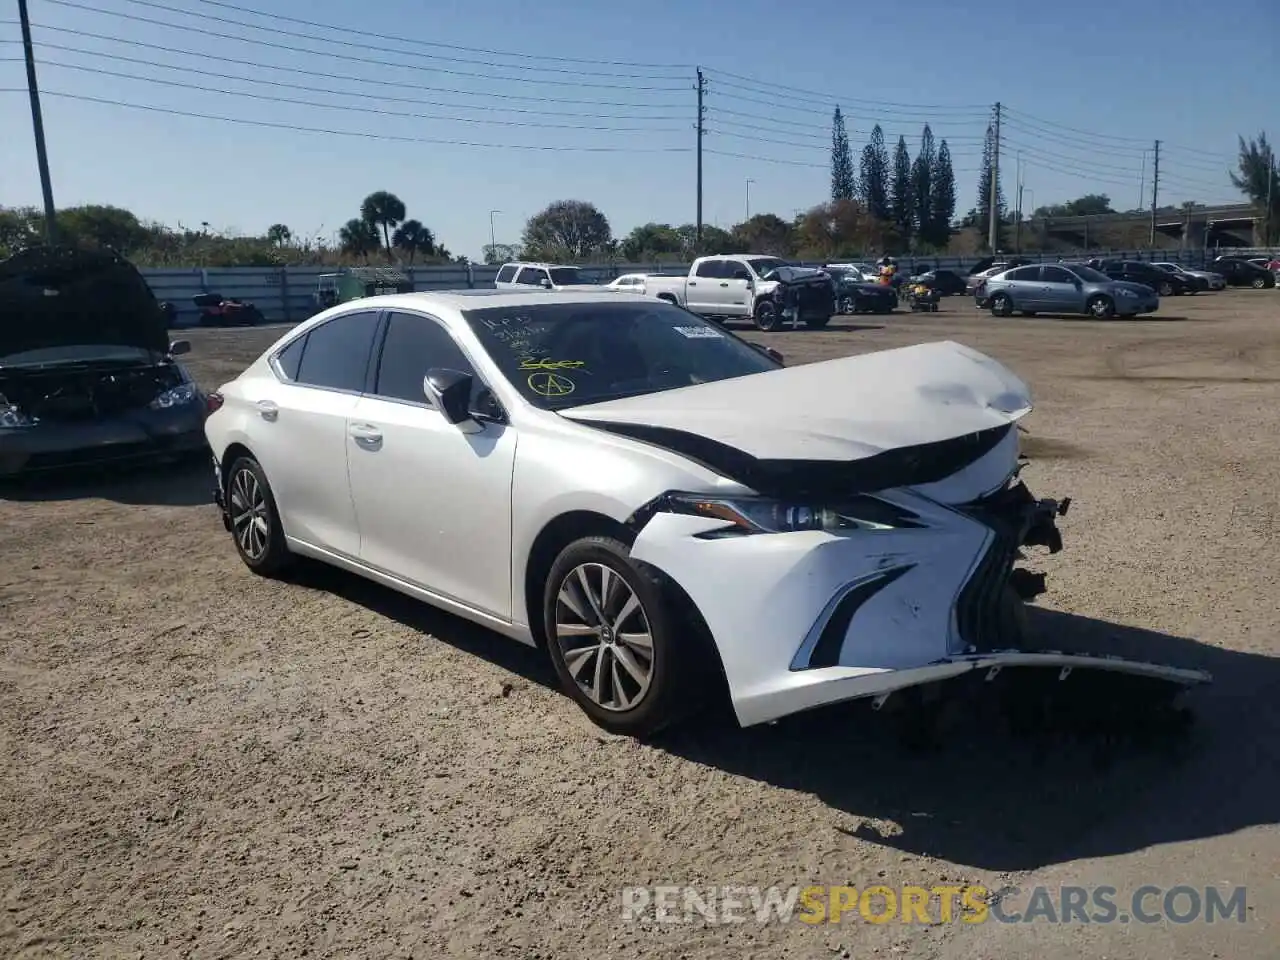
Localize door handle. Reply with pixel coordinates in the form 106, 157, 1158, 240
688, 281, 696, 286
719, 282, 729, 287
348, 423, 383, 447
255, 400, 279, 421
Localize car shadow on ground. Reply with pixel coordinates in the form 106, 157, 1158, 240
288, 561, 1279, 873
0, 454, 211, 506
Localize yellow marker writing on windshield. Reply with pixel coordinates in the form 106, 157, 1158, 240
519, 359, 586, 371
527, 372, 576, 397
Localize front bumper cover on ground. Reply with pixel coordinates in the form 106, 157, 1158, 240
0, 406, 207, 476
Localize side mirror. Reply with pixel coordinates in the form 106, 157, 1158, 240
470, 386, 507, 424
169, 339, 191, 356
539, 277, 552, 288
423, 368, 475, 425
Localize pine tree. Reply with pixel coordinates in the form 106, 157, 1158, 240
910, 124, 936, 246
830, 107, 856, 203
927, 139, 957, 248
859, 125, 890, 222
890, 136, 913, 241
975, 124, 1006, 250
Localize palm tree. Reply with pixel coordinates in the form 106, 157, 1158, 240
338, 218, 379, 259
266, 223, 292, 247
359, 191, 406, 257
391, 219, 435, 263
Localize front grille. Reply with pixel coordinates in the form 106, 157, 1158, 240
954, 506, 1022, 652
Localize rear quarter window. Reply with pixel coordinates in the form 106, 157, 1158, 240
273, 334, 307, 380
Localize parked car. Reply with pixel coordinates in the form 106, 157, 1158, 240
964, 257, 1034, 295
824, 262, 880, 282
1148, 263, 1209, 292
1151, 262, 1224, 291
1212, 257, 1277, 288
643, 255, 835, 331
0, 244, 206, 477
909, 268, 967, 296
604, 273, 649, 293
1097, 260, 1195, 296
203, 290, 1209, 736
822, 265, 897, 314
974, 262, 1159, 319
1246, 256, 1280, 272
493, 262, 600, 291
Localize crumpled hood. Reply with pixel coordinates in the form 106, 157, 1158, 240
559, 341, 1032, 497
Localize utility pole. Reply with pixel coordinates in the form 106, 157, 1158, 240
1149, 139, 1161, 247
19, 0, 57, 244
1265, 143, 1274, 246
745, 178, 754, 221
1014, 150, 1023, 253
987, 102, 1001, 253
695, 68, 706, 246
488, 210, 500, 259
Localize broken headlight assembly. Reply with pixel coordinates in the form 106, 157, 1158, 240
661, 492, 922, 536
149, 382, 198, 410
0, 395, 37, 429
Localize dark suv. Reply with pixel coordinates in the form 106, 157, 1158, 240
1098, 260, 1196, 296
1212, 257, 1277, 289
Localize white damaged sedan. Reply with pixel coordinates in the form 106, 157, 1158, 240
205, 291, 1210, 736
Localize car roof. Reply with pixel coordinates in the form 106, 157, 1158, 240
499, 261, 580, 270
328, 289, 631, 313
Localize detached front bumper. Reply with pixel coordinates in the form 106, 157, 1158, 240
633, 479, 1208, 728
0, 405, 207, 477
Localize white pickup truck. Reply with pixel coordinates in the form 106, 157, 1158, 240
641, 255, 836, 331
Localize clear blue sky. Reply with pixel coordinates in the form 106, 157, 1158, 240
1, 0, 1274, 259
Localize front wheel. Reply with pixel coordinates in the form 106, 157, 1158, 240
839, 296, 856, 315
753, 299, 783, 331
543, 536, 699, 737
225, 456, 292, 576
1086, 295, 1115, 319
989, 293, 1014, 317
1158, 281, 1174, 297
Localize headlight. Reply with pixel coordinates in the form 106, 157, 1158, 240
1116, 288, 1138, 298
662, 492, 920, 536
150, 383, 198, 410
0, 401, 37, 428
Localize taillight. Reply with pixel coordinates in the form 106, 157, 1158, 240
205, 391, 224, 415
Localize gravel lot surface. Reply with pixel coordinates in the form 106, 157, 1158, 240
2, 290, 1278, 959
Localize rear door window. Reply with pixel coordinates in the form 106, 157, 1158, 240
694, 260, 725, 279
495, 265, 517, 283
294, 310, 380, 392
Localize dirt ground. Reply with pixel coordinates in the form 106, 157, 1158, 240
3, 290, 1279, 959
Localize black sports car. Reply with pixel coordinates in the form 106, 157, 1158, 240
0, 245, 207, 477
908, 268, 967, 296
823, 266, 897, 314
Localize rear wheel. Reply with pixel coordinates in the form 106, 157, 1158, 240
1086, 295, 1114, 319
989, 293, 1014, 317
1158, 281, 1174, 297
225, 456, 292, 576
542, 536, 700, 737
1252, 276, 1267, 289
839, 295, 856, 315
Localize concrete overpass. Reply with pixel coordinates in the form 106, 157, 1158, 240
1032, 202, 1263, 248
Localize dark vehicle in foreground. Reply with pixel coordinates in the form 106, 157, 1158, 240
909, 268, 967, 296
0, 245, 206, 477
194, 292, 266, 327
1097, 260, 1194, 296
822, 265, 897, 314
974, 262, 1158, 319
1212, 256, 1277, 289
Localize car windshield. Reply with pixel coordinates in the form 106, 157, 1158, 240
548, 267, 590, 285
745, 257, 788, 275
463, 300, 780, 410
1067, 265, 1109, 283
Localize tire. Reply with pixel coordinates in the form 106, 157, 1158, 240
804, 314, 831, 329
225, 455, 292, 576
1158, 281, 1174, 297
1252, 276, 1267, 289
989, 293, 1014, 317
542, 536, 699, 737
1086, 295, 1115, 319
839, 296, 856, 315
753, 299, 783, 331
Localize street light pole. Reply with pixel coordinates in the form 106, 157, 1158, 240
488, 210, 501, 257
745, 179, 755, 221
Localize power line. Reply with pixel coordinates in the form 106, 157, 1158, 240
1002, 116, 1229, 174
10, 58, 688, 133
172, 0, 690, 69
38, 0, 689, 89
0, 87, 697, 153
702, 68, 989, 113
0, 24, 687, 109
706, 83, 987, 128
1002, 105, 1232, 161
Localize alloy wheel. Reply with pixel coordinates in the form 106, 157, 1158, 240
229, 467, 270, 562
554, 563, 654, 712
